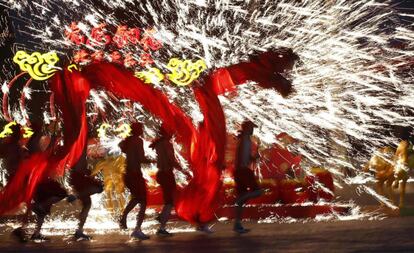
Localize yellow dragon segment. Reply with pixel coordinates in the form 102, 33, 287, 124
22, 127, 34, 138
97, 123, 111, 139
135, 67, 164, 84
115, 123, 132, 138
166, 58, 207, 86
97, 123, 131, 139
0, 121, 17, 138
0, 121, 34, 138
67, 64, 79, 73
13, 51, 59, 81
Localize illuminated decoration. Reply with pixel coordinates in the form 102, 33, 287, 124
97, 123, 111, 139
0, 121, 17, 138
13, 51, 59, 81
65, 22, 85, 45
115, 123, 132, 138
127, 28, 141, 44
97, 123, 131, 139
124, 53, 137, 68
22, 126, 34, 138
64, 22, 162, 51
113, 25, 132, 48
140, 29, 162, 51
62, 22, 163, 69
139, 53, 154, 67
73, 49, 90, 64
133, 58, 206, 85
91, 50, 104, 62
0, 121, 33, 138
112, 25, 143, 48
86, 23, 111, 47
67, 64, 79, 72
135, 68, 164, 84
166, 58, 207, 86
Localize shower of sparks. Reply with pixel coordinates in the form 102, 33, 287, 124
4, 195, 197, 236
0, 0, 413, 225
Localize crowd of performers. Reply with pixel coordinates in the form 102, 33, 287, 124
1, 119, 412, 242
0, 48, 303, 242
1, 45, 411, 243
0, 118, 268, 241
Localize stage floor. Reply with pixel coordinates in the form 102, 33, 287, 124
1, 216, 414, 252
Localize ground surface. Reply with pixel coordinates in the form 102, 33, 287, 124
1, 182, 413, 252
1, 216, 414, 253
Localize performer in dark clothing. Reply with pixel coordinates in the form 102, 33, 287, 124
1, 122, 68, 242
31, 180, 68, 241
119, 122, 152, 240
0, 123, 24, 182
27, 122, 68, 241
150, 125, 190, 236
69, 145, 103, 240
233, 120, 263, 233
0, 123, 27, 242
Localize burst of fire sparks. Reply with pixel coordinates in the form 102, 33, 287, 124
0, 0, 413, 225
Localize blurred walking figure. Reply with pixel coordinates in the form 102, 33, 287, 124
0, 123, 26, 242
69, 144, 104, 241
233, 120, 263, 234
119, 122, 152, 240
0, 123, 23, 186
393, 127, 413, 208
150, 124, 190, 236
26, 122, 68, 241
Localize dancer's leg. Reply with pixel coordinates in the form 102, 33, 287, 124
120, 197, 139, 229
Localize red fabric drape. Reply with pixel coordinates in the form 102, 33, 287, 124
0, 69, 89, 214
1, 50, 295, 223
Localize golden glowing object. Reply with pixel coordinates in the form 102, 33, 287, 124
0, 121, 17, 138
0, 121, 34, 138
97, 123, 131, 139
115, 124, 131, 138
22, 127, 34, 138
135, 68, 164, 84
13, 51, 59, 81
166, 58, 207, 86
97, 123, 111, 139
67, 64, 79, 72
92, 155, 126, 211
364, 143, 413, 208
